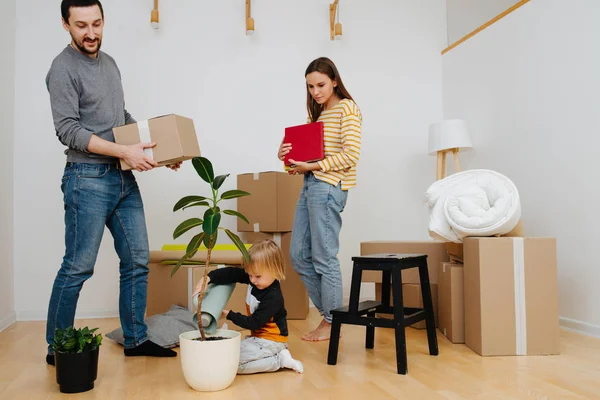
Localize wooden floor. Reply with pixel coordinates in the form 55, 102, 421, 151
1, 308, 599, 399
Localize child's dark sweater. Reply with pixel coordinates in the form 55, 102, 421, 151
208, 267, 288, 343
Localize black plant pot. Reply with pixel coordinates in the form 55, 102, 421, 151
55, 348, 99, 393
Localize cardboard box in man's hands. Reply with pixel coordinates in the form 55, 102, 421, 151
113, 114, 201, 170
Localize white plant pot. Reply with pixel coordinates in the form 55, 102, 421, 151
179, 329, 241, 392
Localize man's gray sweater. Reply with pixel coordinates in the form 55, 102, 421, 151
46, 45, 135, 163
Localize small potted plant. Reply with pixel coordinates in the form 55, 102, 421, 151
52, 326, 102, 393
171, 156, 250, 391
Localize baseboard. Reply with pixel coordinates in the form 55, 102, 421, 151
560, 316, 600, 339
0, 311, 17, 332
17, 309, 119, 322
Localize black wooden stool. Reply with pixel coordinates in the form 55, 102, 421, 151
327, 253, 438, 374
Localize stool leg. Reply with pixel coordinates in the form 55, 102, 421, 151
327, 317, 343, 365
348, 261, 363, 313
381, 270, 392, 309
391, 268, 407, 374
366, 311, 375, 349
418, 257, 439, 356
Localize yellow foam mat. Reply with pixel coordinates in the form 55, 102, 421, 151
161, 243, 251, 251
158, 243, 251, 264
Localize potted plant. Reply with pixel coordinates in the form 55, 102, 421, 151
52, 326, 102, 394
171, 156, 250, 391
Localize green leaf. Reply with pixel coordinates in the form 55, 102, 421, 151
182, 201, 210, 211
203, 207, 220, 219
202, 212, 221, 236
171, 249, 195, 277
64, 327, 76, 351
173, 195, 208, 212
220, 190, 250, 200
53, 329, 63, 350
212, 174, 230, 190
225, 229, 250, 263
186, 232, 205, 256
77, 334, 86, 353
223, 209, 249, 224
192, 157, 214, 183
173, 218, 203, 239
203, 231, 217, 248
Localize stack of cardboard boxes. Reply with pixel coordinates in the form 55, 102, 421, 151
362, 220, 560, 357
237, 172, 309, 320
437, 222, 527, 345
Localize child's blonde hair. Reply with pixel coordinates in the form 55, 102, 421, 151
242, 239, 286, 281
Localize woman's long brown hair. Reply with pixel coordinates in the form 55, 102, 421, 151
305, 57, 354, 122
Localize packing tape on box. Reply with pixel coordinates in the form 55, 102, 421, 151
253, 173, 259, 180
253, 223, 259, 232
513, 237, 527, 355
272, 233, 282, 248
137, 120, 154, 159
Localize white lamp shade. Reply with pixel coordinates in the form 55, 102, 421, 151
428, 119, 473, 155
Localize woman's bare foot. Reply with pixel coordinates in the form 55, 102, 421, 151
302, 319, 339, 341
301, 318, 327, 340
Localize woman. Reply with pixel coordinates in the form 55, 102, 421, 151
278, 57, 362, 341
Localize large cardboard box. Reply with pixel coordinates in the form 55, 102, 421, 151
463, 237, 559, 356
446, 220, 525, 263
237, 172, 303, 232
239, 232, 309, 320
375, 283, 438, 329
438, 262, 465, 343
360, 241, 448, 284
113, 114, 200, 170
147, 263, 248, 331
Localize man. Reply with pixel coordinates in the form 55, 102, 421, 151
45, 0, 179, 365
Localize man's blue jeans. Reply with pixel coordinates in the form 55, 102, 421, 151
46, 163, 150, 352
290, 173, 348, 323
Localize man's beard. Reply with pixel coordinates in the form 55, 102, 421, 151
73, 36, 102, 55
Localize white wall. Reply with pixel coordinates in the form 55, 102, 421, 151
443, 0, 600, 336
0, 0, 16, 332
446, 0, 520, 44
14, 0, 446, 319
